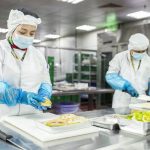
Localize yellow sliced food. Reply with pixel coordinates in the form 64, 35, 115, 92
41, 99, 52, 107
44, 114, 87, 127
45, 119, 66, 127
119, 110, 150, 122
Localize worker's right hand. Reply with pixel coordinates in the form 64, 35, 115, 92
123, 82, 139, 97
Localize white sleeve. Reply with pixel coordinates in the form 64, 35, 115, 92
42, 57, 51, 85
40, 53, 51, 85
106, 54, 121, 74
0, 43, 4, 80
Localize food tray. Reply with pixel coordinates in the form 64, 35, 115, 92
36, 119, 91, 134
116, 115, 150, 134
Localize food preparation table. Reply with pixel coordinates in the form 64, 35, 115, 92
0, 108, 149, 150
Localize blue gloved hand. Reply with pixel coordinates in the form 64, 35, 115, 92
0, 81, 21, 106
38, 83, 52, 99
0, 81, 47, 110
105, 73, 139, 97
123, 82, 139, 97
19, 91, 47, 111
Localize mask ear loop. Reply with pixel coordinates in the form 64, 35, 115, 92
130, 52, 141, 73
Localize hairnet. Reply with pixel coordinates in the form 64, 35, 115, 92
128, 33, 149, 51
6, 9, 41, 38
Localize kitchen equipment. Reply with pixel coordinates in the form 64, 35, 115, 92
0, 130, 26, 150
54, 102, 80, 114
91, 116, 120, 130
93, 121, 120, 130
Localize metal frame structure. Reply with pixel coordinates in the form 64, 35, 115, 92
96, 34, 128, 108
35, 45, 97, 84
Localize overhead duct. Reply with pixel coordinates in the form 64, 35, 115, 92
119, 19, 150, 43
98, 3, 123, 9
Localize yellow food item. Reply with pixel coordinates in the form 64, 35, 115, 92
41, 99, 52, 107
121, 110, 150, 122
44, 114, 87, 127
45, 119, 66, 127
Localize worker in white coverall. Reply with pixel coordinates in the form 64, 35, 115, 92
106, 33, 150, 108
0, 8, 52, 117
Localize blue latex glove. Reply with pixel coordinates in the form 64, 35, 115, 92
123, 82, 139, 97
38, 83, 52, 99
19, 92, 47, 111
0, 81, 21, 106
0, 81, 47, 110
105, 73, 139, 97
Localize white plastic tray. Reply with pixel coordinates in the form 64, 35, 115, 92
129, 103, 150, 110
137, 95, 150, 101
36, 119, 91, 133
116, 115, 150, 135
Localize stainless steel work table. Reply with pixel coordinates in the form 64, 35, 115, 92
52, 88, 114, 96
0, 108, 147, 150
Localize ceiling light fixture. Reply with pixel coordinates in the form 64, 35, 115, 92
33, 39, 41, 43
45, 34, 60, 39
127, 11, 150, 19
0, 28, 8, 33
76, 25, 96, 31
58, 0, 84, 4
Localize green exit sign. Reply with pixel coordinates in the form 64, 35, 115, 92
105, 13, 118, 32
96, 12, 118, 32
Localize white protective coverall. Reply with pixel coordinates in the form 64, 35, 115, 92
0, 9, 51, 117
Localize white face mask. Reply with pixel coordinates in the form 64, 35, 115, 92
12, 34, 34, 49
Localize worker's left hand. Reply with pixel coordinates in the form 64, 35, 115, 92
19, 92, 48, 111
123, 82, 139, 97
38, 83, 52, 99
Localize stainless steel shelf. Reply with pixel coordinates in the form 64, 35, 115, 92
75, 64, 97, 67
73, 79, 96, 83
74, 71, 96, 75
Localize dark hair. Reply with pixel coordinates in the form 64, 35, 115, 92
17, 8, 39, 18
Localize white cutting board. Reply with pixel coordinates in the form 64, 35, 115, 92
2, 113, 100, 146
